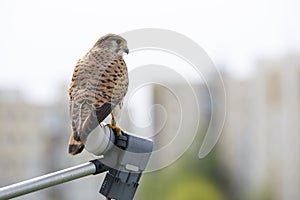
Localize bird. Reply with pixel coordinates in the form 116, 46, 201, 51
68, 34, 129, 156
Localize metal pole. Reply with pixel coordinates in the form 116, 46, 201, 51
0, 162, 96, 200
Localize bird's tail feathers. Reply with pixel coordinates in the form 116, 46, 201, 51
68, 134, 85, 155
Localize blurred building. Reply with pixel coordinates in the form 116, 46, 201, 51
219, 54, 300, 200
0, 90, 49, 200
150, 82, 210, 170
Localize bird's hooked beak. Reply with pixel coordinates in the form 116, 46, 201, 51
124, 45, 129, 54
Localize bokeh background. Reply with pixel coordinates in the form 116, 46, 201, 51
1, 0, 300, 200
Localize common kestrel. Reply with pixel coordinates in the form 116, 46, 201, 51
68, 34, 129, 155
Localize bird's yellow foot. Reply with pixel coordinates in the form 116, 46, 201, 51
107, 124, 123, 136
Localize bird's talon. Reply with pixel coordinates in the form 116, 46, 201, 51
107, 124, 123, 136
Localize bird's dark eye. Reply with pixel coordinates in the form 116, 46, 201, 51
116, 39, 121, 44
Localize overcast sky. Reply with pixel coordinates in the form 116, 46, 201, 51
0, 0, 299, 103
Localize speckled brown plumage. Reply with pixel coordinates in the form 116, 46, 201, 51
68, 34, 129, 155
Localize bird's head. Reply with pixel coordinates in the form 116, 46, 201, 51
95, 34, 129, 56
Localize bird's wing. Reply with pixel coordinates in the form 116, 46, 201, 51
94, 54, 129, 123
69, 58, 100, 143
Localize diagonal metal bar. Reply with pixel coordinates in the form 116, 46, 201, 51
0, 162, 96, 200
